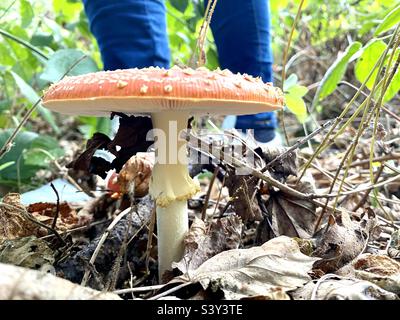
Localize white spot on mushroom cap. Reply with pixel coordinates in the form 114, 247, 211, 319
140, 85, 148, 94
183, 68, 194, 75
117, 80, 128, 89
196, 66, 208, 72
164, 85, 173, 93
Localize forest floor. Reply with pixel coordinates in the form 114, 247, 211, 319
0, 113, 399, 300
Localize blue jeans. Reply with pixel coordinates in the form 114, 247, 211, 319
82, 0, 277, 142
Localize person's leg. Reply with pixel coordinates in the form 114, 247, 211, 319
209, 0, 278, 143
82, 0, 170, 70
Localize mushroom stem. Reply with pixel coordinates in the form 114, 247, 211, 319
149, 111, 199, 281
156, 199, 187, 279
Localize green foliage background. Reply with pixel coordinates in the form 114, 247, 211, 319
0, 0, 399, 192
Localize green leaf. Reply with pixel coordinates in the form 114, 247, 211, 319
20, 0, 34, 28
95, 117, 112, 136
53, 0, 83, 22
0, 42, 15, 65
40, 49, 98, 83
30, 33, 54, 47
31, 135, 63, 154
283, 74, 298, 91
285, 93, 308, 123
5, 26, 29, 60
283, 74, 308, 123
0, 161, 14, 172
78, 116, 111, 139
383, 66, 400, 102
0, 130, 63, 186
355, 40, 387, 90
313, 41, 362, 104
206, 47, 219, 70
375, 4, 400, 35
285, 84, 308, 123
0, 99, 11, 113
288, 85, 308, 97
270, 0, 289, 13
0, 27, 48, 62
0, 130, 38, 183
169, 0, 189, 13
9, 71, 60, 134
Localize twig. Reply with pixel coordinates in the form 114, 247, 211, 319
0, 202, 65, 245
349, 153, 400, 167
0, 99, 42, 160
310, 274, 341, 300
0, 55, 88, 160
339, 81, 400, 123
263, 119, 333, 173
0, 28, 48, 60
296, 24, 399, 183
39, 218, 111, 240
281, 0, 305, 88
212, 173, 226, 217
301, 156, 355, 190
105, 212, 134, 291
126, 222, 147, 246
81, 207, 133, 286
314, 142, 355, 232
201, 166, 219, 221
187, 130, 399, 225
148, 282, 192, 300
49, 183, 60, 230
311, 173, 400, 199
189, 133, 310, 200
113, 284, 165, 295
352, 165, 384, 211
280, 0, 306, 145
197, 120, 332, 208
189, 0, 218, 68
0, 0, 17, 20
144, 207, 156, 274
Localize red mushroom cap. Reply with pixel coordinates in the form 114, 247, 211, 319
43, 66, 284, 116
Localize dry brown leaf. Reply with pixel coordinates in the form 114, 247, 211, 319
224, 147, 298, 223
388, 229, 400, 260
225, 171, 263, 222
0, 193, 40, 243
260, 146, 298, 181
354, 254, 400, 276
27, 202, 91, 232
67, 114, 153, 178
175, 236, 320, 299
257, 178, 317, 243
312, 212, 366, 273
291, 278, 398, 300
172, 216, 243, 274
0, 236, 54, 269
353, 254, 400, 294
241, 288, 290, 300
118, 152, 154, 197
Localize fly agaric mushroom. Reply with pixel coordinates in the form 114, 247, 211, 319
42, 66, 284, 280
